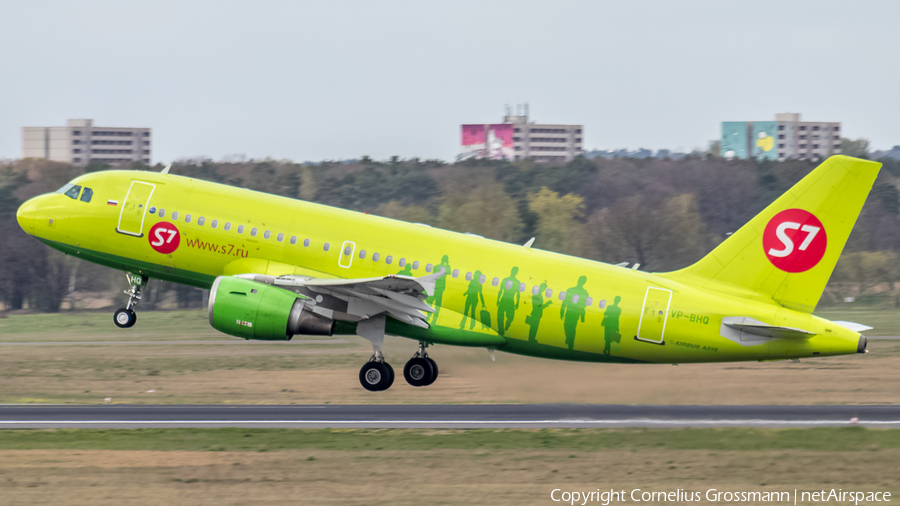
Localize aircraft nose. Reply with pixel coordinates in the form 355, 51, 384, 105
16, 196, 44, 235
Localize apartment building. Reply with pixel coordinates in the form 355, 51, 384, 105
721, 113, 840, 161
22, 119, 151, 166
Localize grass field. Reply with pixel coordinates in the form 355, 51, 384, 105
1, 309, 899, 405
0, 427, 896, 505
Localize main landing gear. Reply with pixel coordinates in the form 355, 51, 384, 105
113, 273, 147, 329
355, 314, 439, 391
403, 342, 438, 387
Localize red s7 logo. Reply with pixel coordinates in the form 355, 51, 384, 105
148, 222, 180, 254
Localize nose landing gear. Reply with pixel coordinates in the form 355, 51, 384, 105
113, 273, 147, 329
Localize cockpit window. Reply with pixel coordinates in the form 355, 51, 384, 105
59, 184, 82, 200
80, 187, 93, 203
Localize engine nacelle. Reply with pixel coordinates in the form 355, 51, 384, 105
208, 276, 334, 340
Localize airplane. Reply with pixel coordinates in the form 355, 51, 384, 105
15, 155, 878, 391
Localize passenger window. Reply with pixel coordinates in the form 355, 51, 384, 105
303, 238, 310, 247
598, 299, 607, 308
426, 263, 433, 272
344, 246, 352, 255
277, 233, 284, 242
532, 286, 539, 295
572, 294, 579, 303
290, 236, 297, 245
250, 227, 257, 236
63, 185, 82, 200
586, 297, 593, 306
225, 223, 232, 231
545, 289, 553, 297
493, 278, 499, 287
159, 209, 166, 218
237, 225, 244, 234
264, 231, 271, 239
171, 211, 179, 220
505, 280, 513, 289
198, 217, 205, 226
399, 258, 406, 267
412, 261, 419, 270
185, 214, 192, 223
452, 269, 459, 278
479, 274, 486, 283
323, 242, 330, 251
466, 272, 472, 281
386, 255, 393, 264
519, 283, 526, 292
359, 250, 366, 259
559, 291, 566, 301
211, 220, 218, 228
149, 207, 157, 214
372, 253, 380, 262
80, 187, 93, 203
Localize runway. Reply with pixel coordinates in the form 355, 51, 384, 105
1, 404, 899, 428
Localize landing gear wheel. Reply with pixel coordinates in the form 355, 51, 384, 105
113, 308, 136, 328
424, 357, 439, 386
359, 361, 394, 391
403, 357, 435, 387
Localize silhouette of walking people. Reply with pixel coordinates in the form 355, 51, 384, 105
496, 267, 521, 336
460, 270, 485, 330
560, 276, 589, 350
526, 282, 553, 343
427, 255, 450, 324
602, 296, 623, 356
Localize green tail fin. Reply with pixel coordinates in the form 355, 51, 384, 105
662, 155, 881, 313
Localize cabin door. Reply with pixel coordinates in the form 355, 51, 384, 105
636, 286, 672, 344
117, 181, 156, 237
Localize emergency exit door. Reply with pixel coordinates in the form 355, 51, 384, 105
636, 286, 672, 344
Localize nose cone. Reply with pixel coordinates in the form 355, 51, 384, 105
16, 197, 41, 235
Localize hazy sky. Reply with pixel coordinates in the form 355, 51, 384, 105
1, 1, 898, 163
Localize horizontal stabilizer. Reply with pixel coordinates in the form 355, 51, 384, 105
720, 316, 815, 346
832, 321, 873, 332
723, 316, 815, 339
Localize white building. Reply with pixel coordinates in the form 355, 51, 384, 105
22, 119, 151, 166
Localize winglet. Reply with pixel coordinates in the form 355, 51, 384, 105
161, 164, 172, 174
523, 237, 535, 248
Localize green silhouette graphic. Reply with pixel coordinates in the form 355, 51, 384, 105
427, 255, 450, 324
525, 282, 553, 343
559, 276, 589, 350
397, 263, 412, 276
460, 270, 486, 330
602, 296, 623, 356
496, 267, 521, 336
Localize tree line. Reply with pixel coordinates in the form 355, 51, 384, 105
2, 153, 898, 312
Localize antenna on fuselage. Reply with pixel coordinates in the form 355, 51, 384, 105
161, 164, 172, 175
523, 237, 535, 248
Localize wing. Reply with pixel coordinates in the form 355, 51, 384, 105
234, 272, 445, 329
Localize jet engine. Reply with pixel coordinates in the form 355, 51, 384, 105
208, 276, 334, 340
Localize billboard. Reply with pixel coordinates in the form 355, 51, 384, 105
459, 124, 515, 161
722, 121, 779, 160
721, 122, 748, 159
752, 121, 778, 160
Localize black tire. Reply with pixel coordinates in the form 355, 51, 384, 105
113, 308, 136, 329
384, 361, 395, 386
424, 357, 439, 385
359, 362, 393, 391
403, 357, 434, 387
